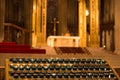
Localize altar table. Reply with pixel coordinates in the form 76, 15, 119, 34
47, 36, 80, 47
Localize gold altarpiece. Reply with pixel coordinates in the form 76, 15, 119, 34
32, 0, 99, 47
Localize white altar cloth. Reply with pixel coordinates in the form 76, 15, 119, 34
47, 36, 80, 47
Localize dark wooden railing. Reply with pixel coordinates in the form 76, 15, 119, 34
4, 23, 33, 44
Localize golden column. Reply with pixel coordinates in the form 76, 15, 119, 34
32, 0, 37, 47
90, 0, 99, 47
0, 0, 5, 42
78, 0, 87, 47
32, 0, 41, 47
32, 0, 47, 47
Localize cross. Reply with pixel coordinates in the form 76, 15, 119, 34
51, 18, 59, 35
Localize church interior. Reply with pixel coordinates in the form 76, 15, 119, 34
0, 0, 120, 80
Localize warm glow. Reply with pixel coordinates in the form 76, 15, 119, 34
86, 10, 89, 16
103, 45, 106, 48
33, 5, 36, 11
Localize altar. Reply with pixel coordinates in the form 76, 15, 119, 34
47, 36, 80, 47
